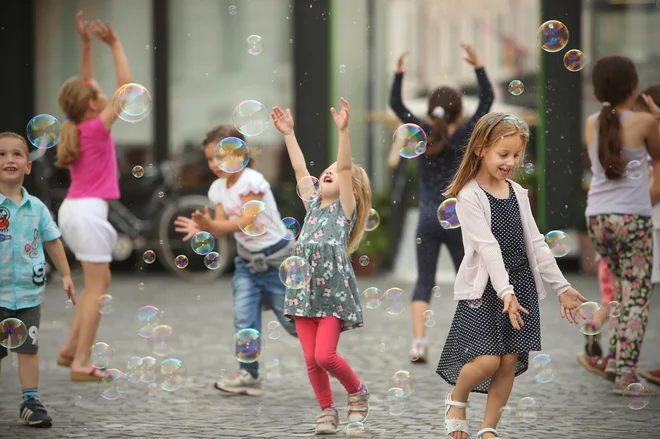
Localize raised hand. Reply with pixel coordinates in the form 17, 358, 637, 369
558, 287, 589, 324
460, 43, 482, 68
90, 19, 118, 46
174, 216, 201, 242
271, 106, 294, 135
330, 97, 350, 132
191, 206, 214, 233
76, 11, 90, 43
502, 294, 530, 330
642, 94, 660, 120
396, 50, 409, 74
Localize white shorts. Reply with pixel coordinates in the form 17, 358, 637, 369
58, 198, 117, 263
653, 228, 660, 284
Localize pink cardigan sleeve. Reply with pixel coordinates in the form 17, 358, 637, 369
456, 191, 515, 299
519, 194, 572, 295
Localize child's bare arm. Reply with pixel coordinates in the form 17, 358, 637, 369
92, 20, 133, 130
76, 12, 94, 78
44, 239, 76, 304
331, 98, 357, 218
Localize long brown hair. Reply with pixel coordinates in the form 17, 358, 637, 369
425, 86, 463, 156
346, 163, 372, 255
56, 76, 99, 168
591, 56, 638, 179
443, 112, 530, 198
202, 124, 255, 168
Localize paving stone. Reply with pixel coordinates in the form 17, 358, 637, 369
0, 273, 658, 438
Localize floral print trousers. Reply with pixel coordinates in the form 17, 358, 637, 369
587, 214, 653, 386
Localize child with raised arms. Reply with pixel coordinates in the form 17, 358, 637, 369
271, 99, 372, 435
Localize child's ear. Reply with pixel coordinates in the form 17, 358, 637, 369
25, 161, 32, 175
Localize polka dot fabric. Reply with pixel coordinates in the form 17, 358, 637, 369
436, 182, 541, 394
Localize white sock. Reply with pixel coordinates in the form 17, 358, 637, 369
413, 338, 427, 346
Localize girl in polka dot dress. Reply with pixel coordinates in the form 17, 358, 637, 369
271, 99, 372, 435
437, 113, 588, 439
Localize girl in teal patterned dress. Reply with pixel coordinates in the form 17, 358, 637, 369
271, 98, 373, 435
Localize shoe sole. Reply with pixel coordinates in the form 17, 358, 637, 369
639, 370, 660, 386
213, 383, 263, 396
576, 353, 606, 378
57, 357, 73, 368
19, 419, 52, 428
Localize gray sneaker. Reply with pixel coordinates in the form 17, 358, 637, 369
214, 370, 262, 396
315, 407, 338, 435
347, 386, 370, 423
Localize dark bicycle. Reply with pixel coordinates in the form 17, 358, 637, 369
30, 147, 234, 282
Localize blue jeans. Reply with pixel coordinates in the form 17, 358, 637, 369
232, 256, 297, 377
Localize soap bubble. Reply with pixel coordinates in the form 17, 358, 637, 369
245, 35, 264, 56
232, 100, 270, 136
392, 124, 427, 159
191, 231, 215, 255
214, 137, 250, 173
112, 83, 152, 123
26, 114, 61, 149
508, 80, 524, 96
296, 176, 321, 202
279, 256, 312, 289
0, 318, 27, 349
366, 208, 380, 231
234, 328, 262, 363
538, 20, 569, 53
544, 230, 570, 257
437, 198, 460, 229
563, 49, 585, 72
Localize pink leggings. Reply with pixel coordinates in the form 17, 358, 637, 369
295, 317, 361, 409
598, 258, 616, 304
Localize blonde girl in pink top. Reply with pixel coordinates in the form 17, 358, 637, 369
54, 12, 132, 381
437, 113, 587, 439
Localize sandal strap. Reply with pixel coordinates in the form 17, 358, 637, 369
445, 392, 470, 408
477, 428, 499, 437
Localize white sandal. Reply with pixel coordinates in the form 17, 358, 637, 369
445, 392, 470, 437
477, 428, 499, 438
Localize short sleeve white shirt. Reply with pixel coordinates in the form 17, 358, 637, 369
207, 168, 286, 251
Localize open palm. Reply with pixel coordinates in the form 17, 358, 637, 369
271, 106, 294, 134
330, 97, 350, 131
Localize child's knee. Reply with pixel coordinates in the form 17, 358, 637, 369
499, 353, 518, 370
474, 355, 501, 375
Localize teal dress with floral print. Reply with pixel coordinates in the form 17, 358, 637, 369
283, 198, 364, 332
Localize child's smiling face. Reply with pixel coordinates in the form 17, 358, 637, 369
0, 136, 31, 184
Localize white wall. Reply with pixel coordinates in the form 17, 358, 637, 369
167, 0, 293, 155
34, 0, 154, 147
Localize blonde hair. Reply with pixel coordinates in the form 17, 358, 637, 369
443, 112, 530, 198
347, 163, 372, 255
0, 132, 29, 155
56, 76, 99, 168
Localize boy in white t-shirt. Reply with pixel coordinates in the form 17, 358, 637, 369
174, 124, 296, 395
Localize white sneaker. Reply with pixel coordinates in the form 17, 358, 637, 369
214, 369, 263, 396
410, 340, 428, 363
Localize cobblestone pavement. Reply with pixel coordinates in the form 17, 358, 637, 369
1, 272, 659, 439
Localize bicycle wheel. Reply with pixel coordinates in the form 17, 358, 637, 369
157, 195, 235, 282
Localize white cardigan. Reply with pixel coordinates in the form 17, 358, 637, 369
453, 179, 571, 301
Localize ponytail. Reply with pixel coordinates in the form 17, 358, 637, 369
55, 120, 80, 168
425, 116, 450, 156
597, 107, 625, 180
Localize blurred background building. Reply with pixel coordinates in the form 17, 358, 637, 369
1, 0, 659, 280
